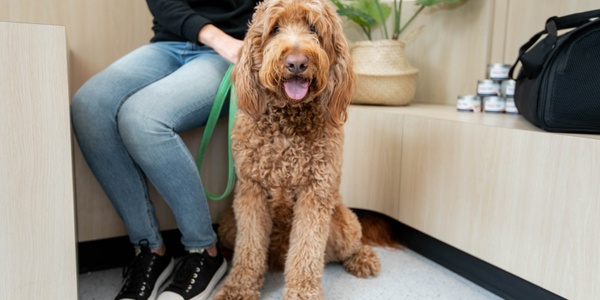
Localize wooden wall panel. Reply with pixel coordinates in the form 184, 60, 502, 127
489, 0, 509, 63
344, 0, 599, 106
502, 0, 600, 64
404, 0, 495, 104
342, 0, 495, 105
0, 21, 77, 299
1, 0, 154, 97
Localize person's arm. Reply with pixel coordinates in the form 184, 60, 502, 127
198, 24, 243, 64
146, 0, 243, 64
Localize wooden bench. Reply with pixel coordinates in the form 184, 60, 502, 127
341, 103, 600, 300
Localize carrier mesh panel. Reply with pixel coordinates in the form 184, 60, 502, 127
548, 29, 600, 128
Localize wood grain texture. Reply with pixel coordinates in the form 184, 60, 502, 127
399, 115, 600, 300
0, 0, 155, 98
340, 107, 404, 220
343, 104, 600, 300
502, 0, 600, 64
489, 0, 509, 63
343, 0, 600, 106
0, 22, 77, 299
342, 0, 495, 105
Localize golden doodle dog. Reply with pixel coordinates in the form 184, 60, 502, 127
214, 0, 381, 299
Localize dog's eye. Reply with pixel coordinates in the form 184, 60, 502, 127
271, 27, 280, 35
309, 24, 317, 34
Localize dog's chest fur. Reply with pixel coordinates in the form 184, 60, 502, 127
233, 102, 342, 192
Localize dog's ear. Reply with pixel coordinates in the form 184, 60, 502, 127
320, 2, 354, 127
232, 3, 267, 120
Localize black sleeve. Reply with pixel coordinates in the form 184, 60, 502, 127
146, 0, 211, 43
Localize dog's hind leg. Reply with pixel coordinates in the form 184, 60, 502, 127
213, 182, 272, 300
343, 243, 381, 278
327, 203, 381, 278
217, 206, 236, 251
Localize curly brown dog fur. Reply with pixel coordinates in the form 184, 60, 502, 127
213, 1, 380, 299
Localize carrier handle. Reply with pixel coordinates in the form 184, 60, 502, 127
510, 9, 600, 80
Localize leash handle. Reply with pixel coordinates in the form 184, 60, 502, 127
195, 64, 236, 201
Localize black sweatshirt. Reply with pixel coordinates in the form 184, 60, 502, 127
146, 0, 260, 44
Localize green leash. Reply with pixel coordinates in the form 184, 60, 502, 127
195, 64, 236, 201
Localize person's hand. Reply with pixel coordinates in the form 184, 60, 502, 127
198, 24, 243, 64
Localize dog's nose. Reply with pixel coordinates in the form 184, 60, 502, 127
285, 54, 309, 74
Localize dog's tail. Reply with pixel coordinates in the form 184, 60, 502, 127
353, 209, 403, 249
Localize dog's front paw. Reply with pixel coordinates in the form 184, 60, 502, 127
343, 245, 381, 278
283, 286, 324, 300
213, 283, 260, 300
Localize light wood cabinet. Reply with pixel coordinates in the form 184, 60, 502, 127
340, 109, 404, 219
341, 104, 600, 300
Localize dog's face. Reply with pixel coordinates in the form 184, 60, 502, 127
233, 0, 353, 126
258, 1, 330, 103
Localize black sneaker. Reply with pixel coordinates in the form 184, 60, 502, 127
115, 243, 175, 300
157, 250, 227, 300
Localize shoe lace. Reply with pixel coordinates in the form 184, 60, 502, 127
120, 241, 154, 295
169, 252, 205, 291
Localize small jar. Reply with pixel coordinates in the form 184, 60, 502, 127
501, 79, 515, 97
477, 80, 500, 96
505, 97, 518, 114
483, 96, 506, 113
487, 64, 511, 80
457, 95, 481, 112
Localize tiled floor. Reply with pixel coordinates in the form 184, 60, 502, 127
78, 247, 502, 300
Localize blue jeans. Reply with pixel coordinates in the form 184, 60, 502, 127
71, 42, 230, 251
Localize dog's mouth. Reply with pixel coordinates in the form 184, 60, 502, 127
283, 76, 310, 101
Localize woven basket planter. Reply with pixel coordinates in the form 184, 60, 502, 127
351, 40, 418, 106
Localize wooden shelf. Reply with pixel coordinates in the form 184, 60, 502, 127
349, 103, 600, 139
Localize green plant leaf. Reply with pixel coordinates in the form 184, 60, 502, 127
416, 0, 435, 6
416, 0, 462, 6
352, 0, 392, 25
331, 0, 468, 40
330, 0, 344, 9
337, 7, 378, 28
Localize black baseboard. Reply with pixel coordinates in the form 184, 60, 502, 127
78, 229, 187, 274
78, 210, 565, 300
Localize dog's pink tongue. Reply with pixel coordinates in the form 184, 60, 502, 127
284, 77, 309, 100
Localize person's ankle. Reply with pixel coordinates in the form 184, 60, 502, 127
152, 244, 166, 256
205, 245, 218, 257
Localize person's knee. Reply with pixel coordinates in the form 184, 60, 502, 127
71, 88, 91, 123
71, 86, 111, 136
118, 102, 171, 150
